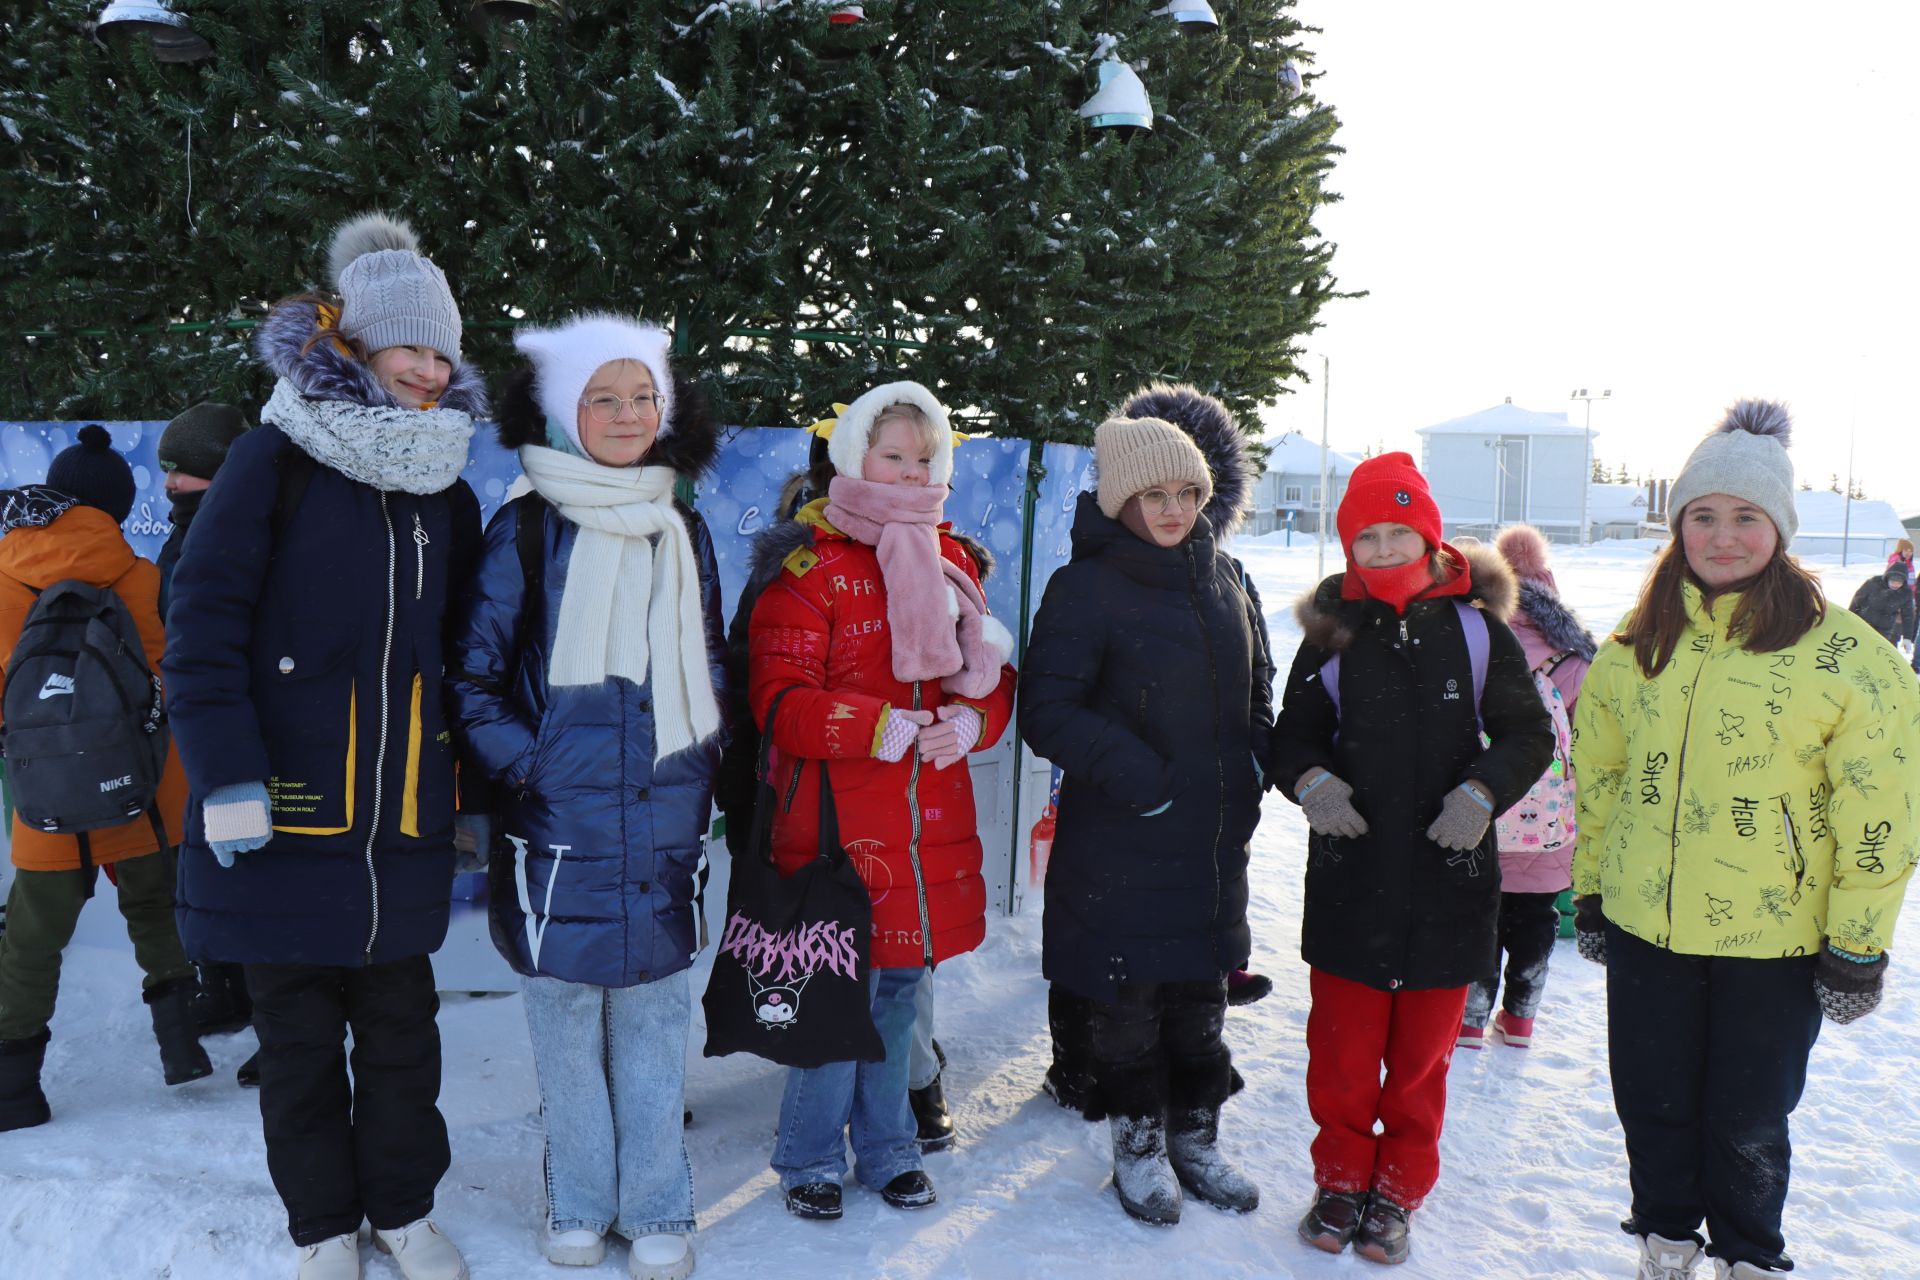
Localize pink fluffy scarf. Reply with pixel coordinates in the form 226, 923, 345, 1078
824, 476, 1009, 699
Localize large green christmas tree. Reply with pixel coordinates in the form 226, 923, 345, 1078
0, 0, 1343, 435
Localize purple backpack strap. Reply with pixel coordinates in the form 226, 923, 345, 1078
1316, 601, 1487, 733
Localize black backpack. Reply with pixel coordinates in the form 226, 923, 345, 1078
1, 579, 170, 869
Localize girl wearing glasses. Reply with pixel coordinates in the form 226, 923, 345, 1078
1019, 386, 1271, 1227
1274, 452, 1553, 1266
445, 316, 725, 1280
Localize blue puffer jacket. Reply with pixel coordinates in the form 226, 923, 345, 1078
163, 300, 487, 967
444, 367, 727, 989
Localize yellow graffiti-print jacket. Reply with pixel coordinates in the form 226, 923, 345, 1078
1572, 582, 1919, 959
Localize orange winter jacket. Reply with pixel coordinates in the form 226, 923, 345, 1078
0, 505, 188, 871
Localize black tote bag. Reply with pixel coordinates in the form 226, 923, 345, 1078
701, 687, 886, 1067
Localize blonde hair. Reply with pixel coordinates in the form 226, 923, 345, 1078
869, 403, 941, 455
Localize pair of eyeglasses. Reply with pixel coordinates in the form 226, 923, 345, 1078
1138, 485, 1203, 515
579, 393, 664, 424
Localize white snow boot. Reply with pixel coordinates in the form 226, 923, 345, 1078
544, 1225, 607, 1267
372, 1218, 469, 1280
628, 1232, 695, 1280
1166, 1106, 1259, 1213
1109, 1114, 1182, 1225
296, 1233, 361, 1280
1637, 1232, 1703, 1279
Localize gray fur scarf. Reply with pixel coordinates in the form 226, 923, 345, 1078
261, 379, 473, 495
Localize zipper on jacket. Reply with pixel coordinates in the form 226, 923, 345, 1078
412, 511, 428, 602
1398, 617, 1409, 645
1778, 796, 1808, 904
906, 680, 935, 967
1665, 629, 1716, 941
363, 493, 398, 963
1187, 543, 1227, 946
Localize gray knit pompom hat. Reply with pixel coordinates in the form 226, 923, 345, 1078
326, 212, 462, 366
1666, 399, 1797, 541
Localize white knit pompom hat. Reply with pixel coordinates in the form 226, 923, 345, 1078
827, 380, 955, 485
1667, 399, 1798, 540
513, 314, 674, 454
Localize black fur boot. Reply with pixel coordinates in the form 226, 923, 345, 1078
144, 976, 213, 1086
0, 1029, 52, 1132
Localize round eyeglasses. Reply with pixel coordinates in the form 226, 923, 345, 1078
580, 392, 664, 424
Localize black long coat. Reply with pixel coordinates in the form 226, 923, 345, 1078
1020, 494, 1272, 1003
1269, 547, 1554, 991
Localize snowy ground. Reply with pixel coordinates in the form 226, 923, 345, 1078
3, 538, 1917, 1279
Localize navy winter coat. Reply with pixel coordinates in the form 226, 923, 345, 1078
444, 367, 727, 989
1020, 494, 1272, 1003
163, 303, 487, 967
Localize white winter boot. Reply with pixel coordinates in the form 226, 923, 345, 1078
1637, 1232, 1703, 1279
1712, 1261, 1781, 1279
544, 1225, 608, 1266
628, 1232, 695, 1280
295, 1232, 361, 1280
372, 1218, 470, 1280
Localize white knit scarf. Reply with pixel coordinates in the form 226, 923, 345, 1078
262, 379, 473, 494
518, 444, 721, 760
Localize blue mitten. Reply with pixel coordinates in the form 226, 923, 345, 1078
202, 781, 272, 868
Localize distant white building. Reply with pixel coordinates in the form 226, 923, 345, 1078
1783, 491, 1910, 562
1416, 402, 1593, 543
1588, 482, 1656, 541
1251, 432, 1361, 536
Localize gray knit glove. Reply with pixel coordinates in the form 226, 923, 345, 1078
1425, 783, 1494, 851
1296, 769, 1368, 839
1814, 944, 1887, 1025
1573, 895, 1607, 965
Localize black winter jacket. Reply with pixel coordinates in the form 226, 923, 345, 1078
1020, 494, 1272, 1002
1270, 547, 1554, 991
1846, 577, 1915, 646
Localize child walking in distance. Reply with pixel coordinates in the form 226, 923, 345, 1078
446, 316, 725, 1279
1021, 396, 1271, 1227
746, 382, 1015, 1221
1456, 524, 1594, 1051
1272, 452, 1553, 1265
0, 433, 209, 1133
163, 213, 487, 1280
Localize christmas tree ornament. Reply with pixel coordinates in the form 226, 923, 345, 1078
1077, 58, 1154, 136
829, 3, 865, 23
1278, 61, 1304, 98
1154, 2, 1220, 32
94, 1, 211, 64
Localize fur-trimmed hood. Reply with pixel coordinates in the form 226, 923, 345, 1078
256, 298, 488, 418
1294, 542, 1517, 654
1115, 383, 1256, 537
1514, 579, 1597, 662
493, 366, 720, 481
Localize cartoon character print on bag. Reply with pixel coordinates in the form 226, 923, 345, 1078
716, 908, 862, 1035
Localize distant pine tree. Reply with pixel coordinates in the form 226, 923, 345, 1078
0, 0, 1343, 434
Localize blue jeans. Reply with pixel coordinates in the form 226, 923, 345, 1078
772, 966, 926, 1191
521, 970, 696, 1237
908, 967, 939, 1091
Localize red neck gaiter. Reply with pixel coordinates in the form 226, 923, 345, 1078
1342, 544, 1474, 614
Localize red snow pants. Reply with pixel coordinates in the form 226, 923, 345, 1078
1305, 968, 1468, 1210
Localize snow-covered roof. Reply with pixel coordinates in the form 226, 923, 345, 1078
1261, 431, 1361, 477
1416, 403, 1591, 437
1588, 482, 1649, 525
1788, 492, 1909, 539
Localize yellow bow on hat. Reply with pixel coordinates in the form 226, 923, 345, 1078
805, 404, 852, 439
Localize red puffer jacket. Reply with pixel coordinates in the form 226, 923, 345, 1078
747, 501, 1016, 969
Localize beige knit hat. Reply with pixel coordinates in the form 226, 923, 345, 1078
1094, 416, 1214, 519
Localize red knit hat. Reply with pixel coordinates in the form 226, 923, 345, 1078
1336, 451, 1443, 551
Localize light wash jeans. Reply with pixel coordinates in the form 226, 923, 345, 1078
908, 967, 939, 1092
521, 970, 696, 1237
772, 966, 926, 1192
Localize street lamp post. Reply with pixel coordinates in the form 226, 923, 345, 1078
1316, 354, 1331, 581
1572, 388, 1611, 545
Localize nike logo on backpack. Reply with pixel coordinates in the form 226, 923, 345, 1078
38, 674, 75, 700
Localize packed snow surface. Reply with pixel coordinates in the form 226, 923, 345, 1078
3, 539, 1916, 1279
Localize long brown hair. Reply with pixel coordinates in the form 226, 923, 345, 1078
1617, 536, 1826, 677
